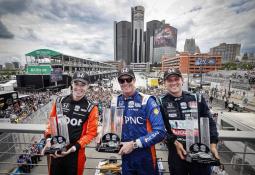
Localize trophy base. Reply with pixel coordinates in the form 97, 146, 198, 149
96, 143, 121, 153
44, 136, 67, 155
45, 147, 65, 155
186, 152, 220, 166
186, 143, 220, 166
96, 133, 121, 153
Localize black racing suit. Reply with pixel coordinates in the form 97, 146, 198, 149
159, 91, 218, 175
45, 95, 98, 175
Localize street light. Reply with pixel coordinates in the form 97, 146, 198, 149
228, 78, 232, 98
200, 66, 203, 89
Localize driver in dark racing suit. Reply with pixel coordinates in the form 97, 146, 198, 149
42, 71, 98, 175
159, 68, 219, 175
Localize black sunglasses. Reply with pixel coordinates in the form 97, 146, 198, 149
118, 77, 133, 84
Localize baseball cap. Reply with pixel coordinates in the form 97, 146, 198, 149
118, 67, 135, 79
164, 68, 182, 80
72, 71, 90, 84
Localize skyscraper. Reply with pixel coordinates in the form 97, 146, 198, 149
131, 6, 145, 63
210, 43, 241, 63
114, 21, 132, 64
184, 38, 196, 54
145, 20, 163, 63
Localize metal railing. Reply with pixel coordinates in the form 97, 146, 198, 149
0, 124, 255, 175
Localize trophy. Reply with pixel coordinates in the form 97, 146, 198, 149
96, 106, 123, 153
185, 96, 220, 166
45, 101, 70, 154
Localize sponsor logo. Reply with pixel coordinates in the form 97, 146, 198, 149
167, 102, 174, 108
180, 102, 187, 109
185, 113, 191, 118
128, 101, 134, 108
74, 105, 80, 111
124, 116, 143, 125
62, 103, 69, 109
119, 101, 124, 107
65, 116, 82, 126
153, 108, 159, 115
172, 129, 199, 137
134, 102, 141, 108
188, 101, 197, 108
144, 131, 159, 142
169, 113, 177, 118
151, 101, 158, 108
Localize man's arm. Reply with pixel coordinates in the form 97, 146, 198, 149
158, 97, 177, 146
137, 97, 166, 148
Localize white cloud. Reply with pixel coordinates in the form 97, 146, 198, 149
0, 0, 254, 65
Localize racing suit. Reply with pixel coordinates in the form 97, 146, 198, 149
117, 91, 166, 175
159, 91, 218, 175
44, 95, 98, 175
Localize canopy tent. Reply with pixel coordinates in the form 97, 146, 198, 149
25, 49, 61, 58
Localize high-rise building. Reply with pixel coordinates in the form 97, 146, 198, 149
184, 38, 196, 54
153, 23, 177, 64
131, 6, 145, 63
12, 61, 20, 69
145, 20, 163, 63
5, 62, 14, 69
114, 21, 132, 64
210, 43, 241, 63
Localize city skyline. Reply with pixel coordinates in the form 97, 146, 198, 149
0, 0, 254, 65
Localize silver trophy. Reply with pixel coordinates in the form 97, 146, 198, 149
185, 95, 220, 166
96, 107, 123, 153
45, 100, 70, 154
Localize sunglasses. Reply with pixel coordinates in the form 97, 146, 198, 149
118, 77, 133, 84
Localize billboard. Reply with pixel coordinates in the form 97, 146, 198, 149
50, 68, 63, 82
26, 65, 52, 75
195, 58, 216, 66
154, 25, 177, 48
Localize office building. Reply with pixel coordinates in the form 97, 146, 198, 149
184, 38, 196, 54
145, 20, 163, 63
131, 6, 145, 63
12, 62, 20, 69
210, 43, 241, 63
114, 21, 132, 64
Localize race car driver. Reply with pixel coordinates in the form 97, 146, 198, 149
42, 71, 98, 175
116, 67, 166, 175
159, 68, 219, 175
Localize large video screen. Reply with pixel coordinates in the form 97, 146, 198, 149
154, 25, 177, 48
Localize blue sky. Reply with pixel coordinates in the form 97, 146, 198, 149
0, 0, 254, 65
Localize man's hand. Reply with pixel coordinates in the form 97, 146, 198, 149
118, 141, 134, 156
41, 138, 51, 156
210, 143, 220, 160
174, 140, 186, 160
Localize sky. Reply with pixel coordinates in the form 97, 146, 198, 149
0, 0, 255, 65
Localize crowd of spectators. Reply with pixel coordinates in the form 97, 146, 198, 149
205, 70, 255, 84
4, 92, 51, 123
